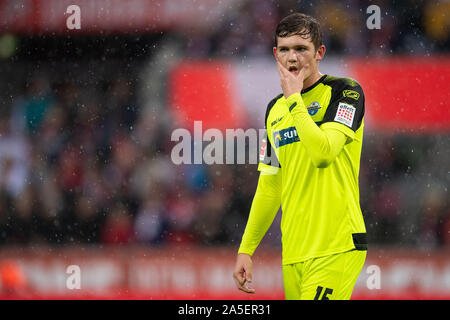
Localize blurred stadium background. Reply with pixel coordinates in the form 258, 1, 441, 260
0, 0, 448, 300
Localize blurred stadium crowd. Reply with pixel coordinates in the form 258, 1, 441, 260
182, 0, 449, 57
0, 0, 448, 250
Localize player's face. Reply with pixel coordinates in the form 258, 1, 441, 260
274, 34, 325, 80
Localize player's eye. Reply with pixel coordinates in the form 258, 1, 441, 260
279, 48, 288, 52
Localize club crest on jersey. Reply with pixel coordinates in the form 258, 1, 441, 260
307, 101, 321, 116
273, 127, 299, 148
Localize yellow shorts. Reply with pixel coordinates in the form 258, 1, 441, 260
282, 249, 367, 300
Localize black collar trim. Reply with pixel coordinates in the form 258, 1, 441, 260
301, 74, 327, 94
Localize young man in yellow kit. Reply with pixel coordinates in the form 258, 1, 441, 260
233, 13, 368, 300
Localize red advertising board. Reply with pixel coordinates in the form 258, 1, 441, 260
168, 60, 247, 132
351, 57, 450, 132
168, 57, 450, 133
0, 246, 449, 300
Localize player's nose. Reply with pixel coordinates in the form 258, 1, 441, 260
288, 49, 298, 62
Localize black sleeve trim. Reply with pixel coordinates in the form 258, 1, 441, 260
352, 233, 368, 251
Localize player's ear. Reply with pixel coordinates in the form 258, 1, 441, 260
273, 47, 278, 61
315, 45, 326, 62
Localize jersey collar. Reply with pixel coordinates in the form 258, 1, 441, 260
301, 74, 327, 94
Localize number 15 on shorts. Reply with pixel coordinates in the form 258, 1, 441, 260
314, 286, 333, 300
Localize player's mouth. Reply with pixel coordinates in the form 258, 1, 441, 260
288, 66, 299, 74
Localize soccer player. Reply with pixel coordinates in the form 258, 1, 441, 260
233, 13, 367, 300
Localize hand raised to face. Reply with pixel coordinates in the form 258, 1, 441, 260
276, 58, 309, 99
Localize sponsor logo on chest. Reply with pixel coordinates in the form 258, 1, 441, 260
272, 126, 299, 148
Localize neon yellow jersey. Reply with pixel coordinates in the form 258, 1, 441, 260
258, 75, 367, 265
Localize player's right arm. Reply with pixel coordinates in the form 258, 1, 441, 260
238, 170, 281, 255
233, 170, 281, 293
233, 95, 282, 294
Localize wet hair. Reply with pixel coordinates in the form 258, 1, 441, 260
274, 13, 323, 51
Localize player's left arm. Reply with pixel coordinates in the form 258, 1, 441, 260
286, 82, 364, 168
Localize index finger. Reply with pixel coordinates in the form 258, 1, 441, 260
275, 59, 283, 78
235, 278, 256, 294
233, 271, 255, 294
276, 59, 289, 77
